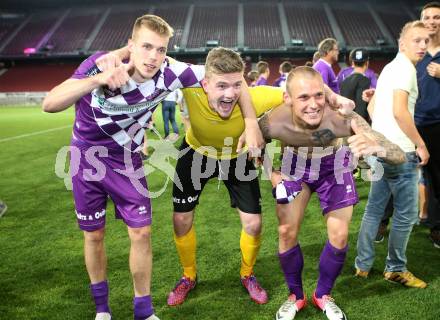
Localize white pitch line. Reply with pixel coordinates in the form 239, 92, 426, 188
0, 125, 71, 143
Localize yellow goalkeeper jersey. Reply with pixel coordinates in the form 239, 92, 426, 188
182, 86, 283, 159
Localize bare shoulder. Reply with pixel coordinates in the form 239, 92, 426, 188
259, 104, 292, 139
317, 106, 352, 137
324, 109, 374, 137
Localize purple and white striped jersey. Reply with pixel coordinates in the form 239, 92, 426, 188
70, 52, 204, 152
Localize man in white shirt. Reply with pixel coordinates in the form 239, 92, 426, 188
355, 20, 430, 288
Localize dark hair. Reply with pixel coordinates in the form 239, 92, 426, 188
280, 61, 293, 73
422, 1, 440, 11
247, 70, 259, 81
256, 61, 269, 75
353, 61, 367, 67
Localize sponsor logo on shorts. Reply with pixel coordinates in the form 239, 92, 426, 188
138, 206, 148, 215
173, 195, 199, 204
76, 209, 106, 221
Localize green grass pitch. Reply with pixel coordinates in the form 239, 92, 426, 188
0, 106, 439, 319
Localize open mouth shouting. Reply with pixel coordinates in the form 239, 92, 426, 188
216, 98, 236, 117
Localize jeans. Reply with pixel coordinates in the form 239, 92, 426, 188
162, 101, 179, 137
355, 152, 419, 272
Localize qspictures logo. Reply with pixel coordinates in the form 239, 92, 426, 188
54, 136, 386, 199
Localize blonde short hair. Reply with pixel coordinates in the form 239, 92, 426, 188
132, 14, 174, 39
205, 47, 244, 77
399, 20, 426, 41
286, 66, 323, 95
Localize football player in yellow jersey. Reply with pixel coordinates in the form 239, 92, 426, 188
167, 47, 355, 306
96, 45, 355, 307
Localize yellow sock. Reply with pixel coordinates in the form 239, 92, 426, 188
174, 226, 197, 280
240, 229, 261, 278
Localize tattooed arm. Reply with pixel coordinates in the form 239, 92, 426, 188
258, 104, 337, 147
258, 113, 273, 143
342, 111, 406, 165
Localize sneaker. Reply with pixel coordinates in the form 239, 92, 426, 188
429, 230, 440, 249
169, 133, 179, 143
145, 315, 160, 320
383, 271, 427, 288
167, 276, 196, 306
354, 268, 368, 278
241, 274, 268, 304
276, 293, 307, 320
374, 222, 387, 243
312, 292, 347, 320
0, 201, 7, 218
95, 313, 111, 320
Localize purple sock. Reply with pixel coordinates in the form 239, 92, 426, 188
90, 280, 110, 314
315, 241, 348, 298
278, 244, 304, 299
133, 295, 154, 320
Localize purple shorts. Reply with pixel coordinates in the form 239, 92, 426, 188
281, 147, 358, 214
70, 144, 152, 231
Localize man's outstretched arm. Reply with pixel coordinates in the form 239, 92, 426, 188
43, 61, 133, 113
344, 112, 406, 165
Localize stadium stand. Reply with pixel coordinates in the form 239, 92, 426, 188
0, 63, 77, 105
243, 3, 284, 49
49, 8, 101, 54
88, 5, 145, 52
332, 4, 385, 47
0, 64, 76, 92
284, 2, 334, 47
187, 4, 238, 49
0, 13, 27, 46
154, 5, 189, 51
1, 10, 63, 56
375, 5, 413, 41
0, 0, 424, 56
0, 0, 422, 102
